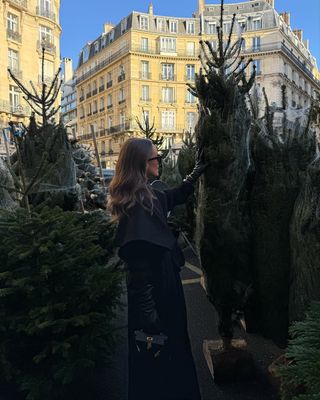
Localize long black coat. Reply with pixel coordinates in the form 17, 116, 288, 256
115, 182, 201, 400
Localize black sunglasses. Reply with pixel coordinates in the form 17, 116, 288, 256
148, 155, 162, 162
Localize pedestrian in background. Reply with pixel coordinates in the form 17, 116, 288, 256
108, 138, 206, 400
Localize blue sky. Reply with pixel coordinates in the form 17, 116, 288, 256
60, 0, 320, 69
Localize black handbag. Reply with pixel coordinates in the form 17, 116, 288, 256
134, 330, 168, 358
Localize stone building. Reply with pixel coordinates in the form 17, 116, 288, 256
0, 0, 61, 158
61, 57, 77, 139
76, 0, 320, 168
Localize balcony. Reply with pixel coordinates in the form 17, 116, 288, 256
99, 85, 105, 92
0, 100, 30, 116
118, 99, 126, 105
36, 6, 56, 22
118, 74, 126, 83
38, 74, 53, 85
93, 110, 98, 115
107, 80, 113, 88
76, 45, 130, 85
99, 107, 105, 112
8, 69, 22, 80
105, 122, 130, 135
140, 97, 152, 102
107, 104, 113, 110
7, 29, 21, 43
8, 0, 28, 9
87, 112, 92, 117
160, 74, 176, 81
37, 40, 56, 54
92, 88, 98, 96
139, 72, 152, 80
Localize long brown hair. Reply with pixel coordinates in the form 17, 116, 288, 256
107, 138, 155, 221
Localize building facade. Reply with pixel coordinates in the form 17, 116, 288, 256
61, 57, 77, 139
76, 0, 320, 168
0, 0, 61, 158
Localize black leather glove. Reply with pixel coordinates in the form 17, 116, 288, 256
128, 263, 161, 334
183, 148, 209, 184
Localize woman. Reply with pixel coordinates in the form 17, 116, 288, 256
108, 138, 206, 400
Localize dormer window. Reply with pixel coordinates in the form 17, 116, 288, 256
186, 21, 195, 34
94, 42, 99, 54
109, 29, 114, 42
169, 20, 178, 33
252, 18, 262, 30
157, 18, 166, 32
140, 15, 149, 30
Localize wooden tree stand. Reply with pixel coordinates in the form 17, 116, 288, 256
203, 339, 256, 384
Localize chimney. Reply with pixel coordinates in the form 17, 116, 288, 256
148, 2, 153, 15
293, 29, 303, 42
198, 0, 205, 14
303, 39, 310, 50
280, 12, 291, 26
63, 58, 73, 83
103, 22, 114, 34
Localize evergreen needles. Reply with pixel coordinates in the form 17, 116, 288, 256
277, 302, 320, 400
0, 207, 123, 400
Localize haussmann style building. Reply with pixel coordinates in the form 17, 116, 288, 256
75, 0, 320, 168
0, 0, 61, 158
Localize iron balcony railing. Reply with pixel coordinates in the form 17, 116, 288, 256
240, 41, 320, 87
36, 6, 56, 22
76, 46, 129, 84
8, 0, 28, 9
0, 100, 31, 116
37, 40, 56, 54
159, 74, 176, 81
7, 29, 21, 43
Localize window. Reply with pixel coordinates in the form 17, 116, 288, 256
107, 71, 112, 83
252, 19, 262, 30
169, 20, 178, 33
94, 42, 99, 54
162, 87, 174, 103
186, 90, 196, 103
93, 100, 97, 113
141, 61, 150, 79
186, 21, 195, 34
141, 110, 150, 128
157, 18, 166, 32
206, 22, 216, 35
161, 63, 174, 80
82, 45, 90, 63
141, 37, 149, 52
7, 13, 18, 32
39, 59, 54, 79
39, 0, 52, 13
119, 112, 126, 128
80, 106, 84, 118
252, 37, 261, 51
209, 41, 216, 51
9, 85, 19, 111
100, 97, 104, 110
99, 76, 104, 88
187, 42, 195, 56
238, 19, 246, 32
161, 111, 176, 129
160, 37, 176, 53
8, 49, 19, 71
108, 116, 113, 128
284, 62, 288, 76
186, 112, 197, 131
119, 87, 125, 102
107, 94, 112, 107
140, 15, 149, 30
252, 59, 261, 74
109, 30, 114, 42
186, 64, 195, 81
39, 25, 53, 43
223, 22, 232, 34
141, 85, 150, 101
241, 39, 246, 50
